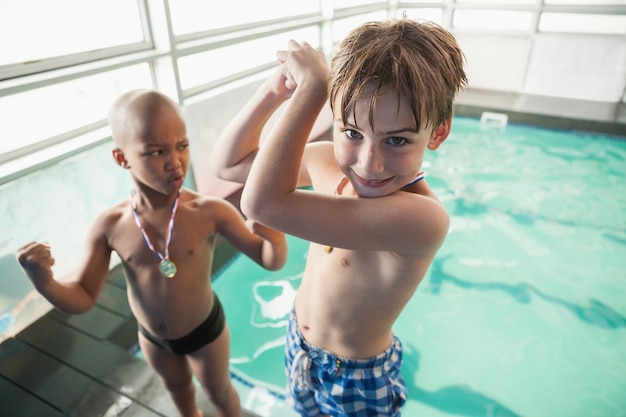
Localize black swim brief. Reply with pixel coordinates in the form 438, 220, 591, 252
137, 292, 225, 355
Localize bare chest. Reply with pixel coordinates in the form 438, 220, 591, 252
111, 211, 216, 274
305, 244, 425, 301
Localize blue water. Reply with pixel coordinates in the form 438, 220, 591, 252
213, 117, 626, 417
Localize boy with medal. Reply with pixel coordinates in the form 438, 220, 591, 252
16, 89, 288, 417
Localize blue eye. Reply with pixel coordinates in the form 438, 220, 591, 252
387, 136, 408, 146
344, 129, 362, 140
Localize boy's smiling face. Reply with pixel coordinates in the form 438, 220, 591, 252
332, 88, 450, 198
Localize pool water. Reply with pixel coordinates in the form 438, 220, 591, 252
182, 116, 626, 416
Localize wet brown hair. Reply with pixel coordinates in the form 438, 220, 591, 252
329, 18, 467, 132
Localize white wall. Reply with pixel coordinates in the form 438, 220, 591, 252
524, 34, 626, 102
458, 32, 626, 103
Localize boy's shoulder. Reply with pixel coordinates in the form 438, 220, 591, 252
180, 188, 229, 207
85, 199, 131, 241
179, 189, 241, 218
95, 199, 131, 224
97, 198, 130, 223
305, 140, 333, 153
304, 140, 339, 176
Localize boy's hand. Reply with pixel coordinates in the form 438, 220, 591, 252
16, 242, 55, 286
267, 65, 295, 100
276, 40, 329, 89
246, 219, 288, 271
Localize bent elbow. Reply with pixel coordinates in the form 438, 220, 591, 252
57, 301, 93, 315
69, 306, 92, 315
266, 251, 288, 271
240, 186, 262, 222
208, 154, 228, 180
241, 183, 287, 228
239, 189, 254, 220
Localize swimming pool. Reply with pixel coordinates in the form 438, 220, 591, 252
212, 116, 626, 417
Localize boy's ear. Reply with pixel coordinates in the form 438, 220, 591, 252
112, 148, 130, 168
427, 118, 452, 150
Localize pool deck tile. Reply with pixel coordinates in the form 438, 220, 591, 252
0, 263, 261, 417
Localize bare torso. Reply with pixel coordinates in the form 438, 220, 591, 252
104, 190, 218, 339
295, 240, 433, 359
295, 144, 437, 359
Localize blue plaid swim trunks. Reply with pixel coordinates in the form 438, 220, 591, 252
285, 310, 407, 416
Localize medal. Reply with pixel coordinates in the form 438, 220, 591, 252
159, 259, 177, 278
130, 189, 181, 278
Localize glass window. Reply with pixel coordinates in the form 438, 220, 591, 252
455, 0, 535, 3
0, 65, 152, 158
544, 0, 626, 4
539, 13, 626, 34
333, 0, 384, 8
397, 8, 444, 24
0, 0, 144, 66
453, 10, 533, 31
178, 27, 320, 91
169, 1, 320, 36
331, 11, 389, 44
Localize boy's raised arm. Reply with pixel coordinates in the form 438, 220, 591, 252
240, 41, 329, 228
210, 68, 294, 184
213, 198, 287, 271
15, 215, 112, 315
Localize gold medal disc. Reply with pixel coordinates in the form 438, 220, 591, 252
159, 259, 177, 278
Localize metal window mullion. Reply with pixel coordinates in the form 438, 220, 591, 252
0, 42, 153, 83
443, 0, 454, 29
320, 0, 334, 54
0, 126, 112, 186
332, 2, 389, 20
0, 120, 109, 166
175, 13, 324, 45
0, 49, 169, 98
143, 0, 184, 103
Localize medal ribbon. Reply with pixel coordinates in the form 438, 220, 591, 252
130, 189, 181, 263
402, 170, 425, 188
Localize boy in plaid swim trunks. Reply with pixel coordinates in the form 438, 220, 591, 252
285, 310, 406, 416
212, 17, 467, 416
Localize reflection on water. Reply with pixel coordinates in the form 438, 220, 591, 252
427, 255, 626, 329
251, 278, 299, 326
228, 274, 300, 367
402, 343, 522, 417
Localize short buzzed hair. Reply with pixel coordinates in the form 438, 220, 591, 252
108, 89, 182, 147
